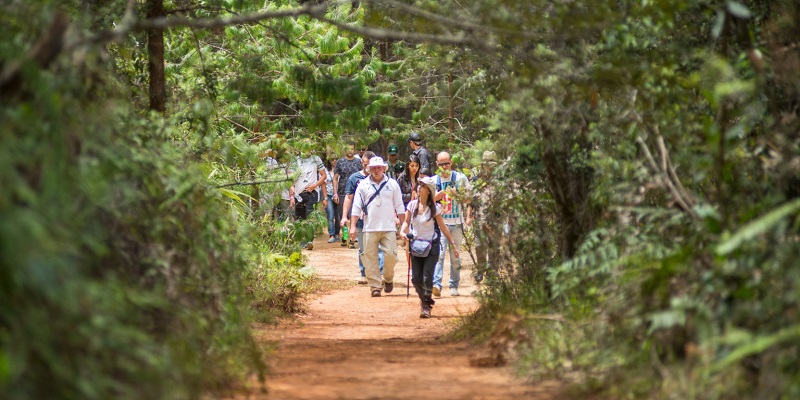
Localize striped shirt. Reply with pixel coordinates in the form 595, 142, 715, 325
436, 171, 471, 225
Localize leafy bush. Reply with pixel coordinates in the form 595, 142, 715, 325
0, 23, 265, 400
451, 1, 800, 398
244, 251, 316, 318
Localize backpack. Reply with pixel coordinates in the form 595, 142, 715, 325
435, 171, 458, 191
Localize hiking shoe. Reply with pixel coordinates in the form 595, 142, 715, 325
357, 276, 368, 285
420, 306, 431, 318
305, 242, 314, 250
371, 289, 381, 297
432, 287, 441, 297
450, 287, 460, 297
328, 236, 337, 243
348, 241, 356, 249
383, 281, 393, 293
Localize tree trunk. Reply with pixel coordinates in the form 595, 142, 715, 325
448, 73, 455, 142
147, 0, 166, 113
541, 130, 595, 259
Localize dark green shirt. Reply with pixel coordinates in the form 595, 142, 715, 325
387, 160, 405, 180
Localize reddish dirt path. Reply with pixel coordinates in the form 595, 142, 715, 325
242, 235, 562, 400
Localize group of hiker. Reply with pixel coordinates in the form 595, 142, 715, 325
274, 132, 498, 319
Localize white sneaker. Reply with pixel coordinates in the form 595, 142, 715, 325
357, 276, 368, 285
450, 287, 460, 297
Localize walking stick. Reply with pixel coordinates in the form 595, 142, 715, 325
406, 239, 411, 298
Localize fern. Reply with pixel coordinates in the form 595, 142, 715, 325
716, 198, 800, 256
709, 324, 800, 373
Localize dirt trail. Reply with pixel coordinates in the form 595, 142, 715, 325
242, 235, 561, 400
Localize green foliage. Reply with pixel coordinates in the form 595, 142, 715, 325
244, 251, 316, 319
434, 0, 800, 398
6, 0, 800, 398
1, 89, 264, 400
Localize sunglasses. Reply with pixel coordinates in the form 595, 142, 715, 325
437, 162, 451, 166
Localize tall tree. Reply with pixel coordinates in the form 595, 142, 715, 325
147, 0, 166, 112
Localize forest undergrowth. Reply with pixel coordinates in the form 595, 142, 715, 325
4, 1, 800, 399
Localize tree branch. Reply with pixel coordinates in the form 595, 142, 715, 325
215, 178, 292, 189
363, 0, 537, 40
636, 135, 696, 218
0, 12, 69, 98
78, 0, 495, 52
315, 16, 487, 48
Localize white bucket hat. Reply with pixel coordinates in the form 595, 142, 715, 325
367, 156, 388, 169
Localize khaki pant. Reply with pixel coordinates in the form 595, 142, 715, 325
362, 231, 398, 290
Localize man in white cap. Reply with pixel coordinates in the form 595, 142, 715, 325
350, 156, 406, 297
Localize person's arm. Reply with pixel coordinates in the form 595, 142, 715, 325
400, 210, 412, 241
400, 177, 413, 203
342, 175, 356, 231
349, 187, 364, 230
321, 178, 328, 206
419, 152, 431, 170
434, 187, 446, 202
393, 185, 406, 228
349, 214, 359, 234
332, 173, 340, 204
435, 214, 459, 258
392, 183, 406, 237
316, 168, 327, 190
304, 168, 326, 192
343, 194, 354, 230
396, 212, 406, 237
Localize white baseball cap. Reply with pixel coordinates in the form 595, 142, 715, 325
367, 156, 388, 168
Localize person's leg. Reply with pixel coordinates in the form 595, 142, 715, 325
379, 232, 397, 286
378, 247, 385, 275
448, 225, 463, 291
362, 232, 382, 291
294, 200, 306, 220
333, 196, 340, 236
410, 255, 425, 301
325, 194, 336, 239
422, 247, 439, 308
433, 234, 448, 294
335, 196, 345, 233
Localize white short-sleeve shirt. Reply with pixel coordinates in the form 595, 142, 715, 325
406, 200, 442, 241
351, 175, 405, 232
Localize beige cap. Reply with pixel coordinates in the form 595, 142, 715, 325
419, 176, 436, 193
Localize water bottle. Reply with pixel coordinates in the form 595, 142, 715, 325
342, 225, 349, 243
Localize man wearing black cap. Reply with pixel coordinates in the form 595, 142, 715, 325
408, 132, 433, 171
